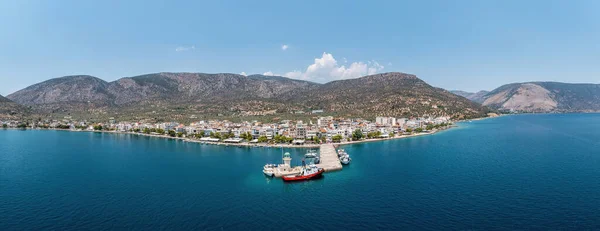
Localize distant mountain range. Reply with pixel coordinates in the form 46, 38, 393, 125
452, 82, 600, 113
450, 90, 489, 103
6, 72, 489, 121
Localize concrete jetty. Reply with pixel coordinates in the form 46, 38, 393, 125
316, 144, 343, 172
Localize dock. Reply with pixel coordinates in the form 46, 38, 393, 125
316, 144, 343, 172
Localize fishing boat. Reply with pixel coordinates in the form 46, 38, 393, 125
282, 164, 324, 182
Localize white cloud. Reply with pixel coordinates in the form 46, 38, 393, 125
175, 45, 195, 52
263, 71, 275, 76
282, 52, 384, 83
281, 44, 289, 51
240, 72, 247, 76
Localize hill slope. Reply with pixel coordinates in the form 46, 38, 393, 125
481, 82, 600, 112
7, 72, 489, 120
450, 90, 489, 103
0, 94, 28, 119
295, 72, 488, 118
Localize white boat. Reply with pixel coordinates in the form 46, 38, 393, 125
263, 164, 277, 177
305, 149, 318, 158
340, 155, 351, 165
305, 153, 317, 158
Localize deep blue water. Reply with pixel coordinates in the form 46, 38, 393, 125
2, 114, 600, 230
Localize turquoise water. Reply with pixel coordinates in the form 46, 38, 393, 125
2, 114, 600, 230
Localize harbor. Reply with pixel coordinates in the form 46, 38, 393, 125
264, 143, 345, 179
315, 144, 343, 172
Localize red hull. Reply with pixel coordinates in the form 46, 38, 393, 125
282, 169, 325, 181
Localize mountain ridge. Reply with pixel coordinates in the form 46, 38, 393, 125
7, 72, 490, 121
476, 82, 600, 113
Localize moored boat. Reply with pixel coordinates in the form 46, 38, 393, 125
305, 149, 318, 158
340, 155, 351, 165
282, 164, 324, 182
263, 164, 277, 177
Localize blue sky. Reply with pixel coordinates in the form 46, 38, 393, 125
1, 0, 599, 95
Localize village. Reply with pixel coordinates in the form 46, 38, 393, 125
1, 115, 454, 145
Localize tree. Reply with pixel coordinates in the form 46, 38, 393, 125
312, 136, 320, 144
320, 136, 327, 143
389, 132, 394, 138
415, 128, 423, 133
258, 136, 268, 143
405, 128, 412, 133
93, 125, 103, 131
168, 130, 176, 137
352, 129, 363, 141
2, 124, 7, 128
426, 124, 434, 130
177, 132, 184, 138
332, 134, 342, 143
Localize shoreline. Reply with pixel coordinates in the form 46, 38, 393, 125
1, 124, 462, 149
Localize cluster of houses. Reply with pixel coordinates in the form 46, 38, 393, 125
2, 116, 452, 143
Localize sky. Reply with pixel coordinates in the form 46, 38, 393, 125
1, 0, 599, 95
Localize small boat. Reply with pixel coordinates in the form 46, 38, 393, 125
282, 164, 324, 182
305, 153, 317, 158
314, 156, 320, 164
340, 155, 351, 165
305, 150, 318, 158
263, 164, 277, 177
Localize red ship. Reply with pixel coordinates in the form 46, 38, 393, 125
282, 164, 324, 182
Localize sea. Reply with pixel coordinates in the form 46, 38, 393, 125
1, 114, 600, 230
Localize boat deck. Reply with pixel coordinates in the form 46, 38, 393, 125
316, 144, 343, 172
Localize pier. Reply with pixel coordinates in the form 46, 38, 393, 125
316, 144, 343, 172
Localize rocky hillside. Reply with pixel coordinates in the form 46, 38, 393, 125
295, 73, 489, 119
0, 94, 28, 119
481, 82, 600, 112
7, 75, 113, 112
7, 72, 490, 120
450, 90, 489, 103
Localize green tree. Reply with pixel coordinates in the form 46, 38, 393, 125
332, 134, 342, 143
312, 136, 320, 144
416, 128, 423, 133
405, 128, 412, 133
168, 130, 176, 137
426, 124, 434, 130
352, 129, 364, 141
389, 132, 394, 138
2, 124, 7, 129
177, 132, 184, 138
93, 125, 103, 131
257, 136, 268, 143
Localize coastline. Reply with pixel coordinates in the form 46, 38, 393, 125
1, 124, 462, 149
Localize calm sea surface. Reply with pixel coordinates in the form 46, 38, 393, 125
2, 114, 600, 230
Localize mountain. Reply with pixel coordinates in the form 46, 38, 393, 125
8, 72, 489, 120
481, 82, 600, 112
296, 73, 488, 118
0, 94, 28, 119
450, 90, 489, 103
7, 75, 113, 113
